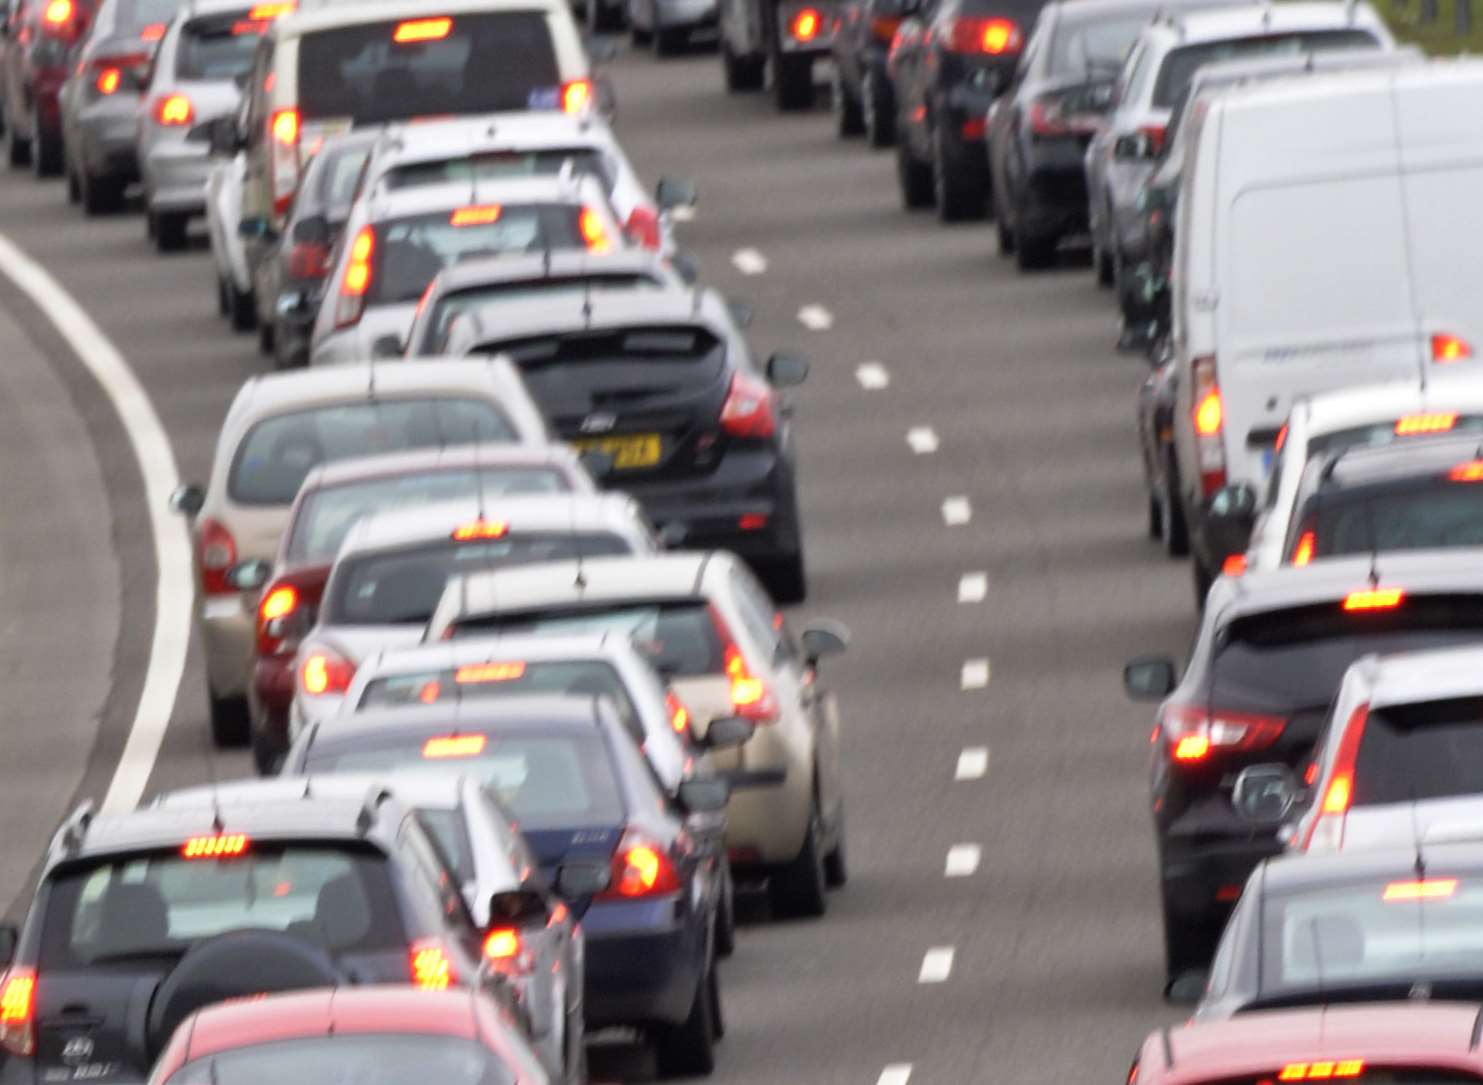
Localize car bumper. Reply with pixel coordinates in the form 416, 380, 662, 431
582, 897, 706, 1028
1160, 836, 1283, 924
143, 139, 211, 213
76, 103, 140, 180
199, 594, 255, 698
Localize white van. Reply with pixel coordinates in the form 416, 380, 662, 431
1169, 59, 1483, 600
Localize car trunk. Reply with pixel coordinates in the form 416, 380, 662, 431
520, 825, 623, 919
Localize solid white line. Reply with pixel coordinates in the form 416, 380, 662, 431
956, 746, 989, 780
0, 234, 192, 815
730, 247, 766, 275
958, 572, 988, 603
961, 659, 990, 690
919, 946, 955, 983
877, 1065, 913, 1085
942, 496, 971, 525
855, 362, 890, 390
945, 843, 982, 877
797, 304, 835, 331
906, 426, 939, 454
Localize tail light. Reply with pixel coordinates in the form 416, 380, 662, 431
334, 226, 375, 329
665, 689, 691, 736
1138, 123, 1167, 157
256, 572, 323, 657
708, 606, 779, 722
95, 67, 121, 95
155, 94, 193, 126
300, 646, 354, 696
1395, 411, 1457, 436
1160, 703, 1285, 764
625, 206, 661, 251
409, 939, 455, 991
269, 108, 300, 217
92, 51, 149, 98
1191, 355, 1226, 498
869, 13, 900, 41
948, 16, 1021, 54
1279, 1061, 1364, 1080
1290, 525, 1316, 566
788, 7, 821, 41
1029, 97, 1070, 138
196, 517, 237, 596
1432, 333, 1472, 364
1451, 460, 1483, 482
139, 21, 165, 40
600, 829, 682, 898
286, 240, 331, 280
719, 371, 777, 439
1343, 588, 1404, 611
579, 206, 613, 253
0, 967, 35, 1057
561, 78, 593, 115
41, 0, 73, 33
1299, 702, 1367, 853
482, 928, 530, 974
960, 116, 986, 140
1221, 554, 1247, 576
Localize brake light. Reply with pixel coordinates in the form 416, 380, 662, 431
948, 16, 1021, 54
483, 928, 520, 960
182, 833, 248, 858
1322, 773, 1351, 815
423, 734, 487, 759
155, 94, 192, 127
1191, 355, 1226, 498
196, 517, 237, 596
301, 648, 354, 696
256, 584, 299, 656
1160, 703, 1285, 764
719, 371, 777, 439
869, 13, 900, 40
1174, 735, 1209, 761
665, 689, 691, 735
1396, 411, 1457, 436
1450, 460, 1483, 482
286, 240, 331, 280
450, 204, 501, 227
601, 830, 681, 898
43, 0, 71, 24
259, 585, 297, 623
1343, 588, 1404, 611
139, 21, 165, 39
726, 644, 777, 720
409, 939, 454, 990
625, 206, 661, 251
271, 108, 298, 145
0, 968, 36, 1057
334, 226, 374, 328
1432, 333, 1472, 364
1221, 554, 1247, 576
248, 1, 294, 15
1291, 529, 1316, 567
394, 16, 451, 42
561, 78, 593, 115
960, 116, 986, 140
1279, 1062, 1364, 1081
454, 662, 525, 684
1299, 701, 1367, 853
269, 108, 299, 217
1384, 878, 1457, 901
95, 67, 120, 94
452, 519, 507, 541
578, 206, 612, 253
789, 7, 821, 40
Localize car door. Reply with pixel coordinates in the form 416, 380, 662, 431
990, 11, 1042, 216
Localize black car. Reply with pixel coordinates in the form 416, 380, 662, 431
0, 781, 596, 1084
1123, 551, 1483, 994
829, 0, 905, 146
888, 0, 1044, 221
984, 0, 1148, 269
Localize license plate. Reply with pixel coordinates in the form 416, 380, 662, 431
571, 434, 662, 469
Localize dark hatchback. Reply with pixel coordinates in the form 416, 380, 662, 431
1123, 552, 1483, 995
830, 0, 907, 146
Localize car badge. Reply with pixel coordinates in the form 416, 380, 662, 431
61, 1036, 94, 1065
580, 412, 617, 435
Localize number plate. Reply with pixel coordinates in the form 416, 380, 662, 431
571, 434, 662, 469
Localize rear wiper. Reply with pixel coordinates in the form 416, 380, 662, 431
88, 947, 184, 964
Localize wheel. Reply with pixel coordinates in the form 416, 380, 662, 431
65, 167, 79, 204
630, 14, 652, 42
80, 171, 124, 215
716, 860, 736, 958
1093, 226, 1115, 286
655, 23, 686, 53
995, 206, 1015, 255
1191, 556, 1214, 610
7, 119, 30, 168
823, 806, 847, 888
772, 51, 814, 111
831, 69, 864, 137
258, 319, 275, 355
1147, 492, 1163, 539
931, 125, 986, 222
1161, 895, 1209, 997
768, 801, 827, 918
209, 688, 251, 747
1014, 227, 1056, 270
228, 280, 257, 332
273, 322, 307, 370
1160, 452, 1189, 557
896, 136, 933, 210
653, 957, 718, 1077
761, 550, 806, 604
155, 211, 189, 253
215, 275, 230, 317
722, 39, 765, 91
862, 70, 894, 147
31, 110, 61, 177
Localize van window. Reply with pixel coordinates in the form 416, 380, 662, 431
297, 12, 562, 126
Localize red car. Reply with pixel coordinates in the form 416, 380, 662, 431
2, 0, 96, 174
1131, 1002, 1483, 1084
148, 987, 551, 1085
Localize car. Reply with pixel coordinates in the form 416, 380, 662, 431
828, 0, 904, 145
307, 172, 629, 367
1274, 645, 1483, 855
627, 0, 713, 55
252, 128, 379, 367
417, 266, 813, 602
1190, 841, 1483, 1019
718, 0, 840, 110
889, 0, 1045, 222
1084, 1, 1392, 306
281, 493, 659, 749
0, 781, 574, 1084
243, 443, 597, 769
205, 127, 254, 328
282, 693, 734, 1077
157, 773, 588, 1078
147, 987, 555, 1085
57, 0, 182, 212
1129, 1002, 1483, 1084
166, 360, 551, 750
2, 0, 100, 174
1135, 341, 1186, 557
1123, 550, 1483, 992
136, 0, 291, 249
985, 0, 1173, 270
425, 550, 852, 919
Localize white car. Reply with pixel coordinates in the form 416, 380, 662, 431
206, 142, 254, 330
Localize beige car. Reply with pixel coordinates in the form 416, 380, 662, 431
424, 551, 850, 918
168, 359, 550, 747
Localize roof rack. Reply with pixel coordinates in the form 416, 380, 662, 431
59, 800, 96, 855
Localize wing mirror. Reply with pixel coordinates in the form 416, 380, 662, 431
1166, 969, 1208, 1006
703, 716, 754, 750
671, 253, 700, 284
168, 483, 204, 516
206, 115, 242, 157
1114, 131, 1157, 161
488, 887, 549, 925
371, 335, 403, 359
655, 176, 697, 212
1124, 656, 1176, 700
226, 559, 272, 593
657, 522, 689, 548
800, 620, 849, 666
1210, 482, 1257, 521
554, 861, 611, 900
1232, 764, 1304, 826
678, 776, 731, 813
766, 351, 809, 387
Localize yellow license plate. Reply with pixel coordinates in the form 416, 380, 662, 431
571, 434, 662, 469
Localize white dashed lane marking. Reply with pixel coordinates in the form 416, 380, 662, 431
797, 304, 835, 331
730, 247, 767, 275
960, 659, 990, 690
941, 496, 972, 525
945, 843, 982, 877
955, 746, 990, 780
877, 1066, 913, 1085
906, 426, 939, 454
958, 572, 988, 603
918, 947, 955, 984
855, 362, 890, 390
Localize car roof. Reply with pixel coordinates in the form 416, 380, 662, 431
1148, 1, 1385, 44
296, 441, 586, 492
371, 113, 614, 167
230, 358, 532, 419
431, 249, 672, 295
1205, 549, 1483, 617
1155, 1003, 1483, 1084
1261, 839, 1483, 896
159, 772, 479, 814
1353, 643, 1483, 707
310, 692, 620, 746
1299, 379, 1483, 437
1054, 0, 1217, 23
454, 285, 731, 346
1318, 431, 1483, 488
357, 630, 639, 681
277, 0, 561, 38
366, 173, 605, 219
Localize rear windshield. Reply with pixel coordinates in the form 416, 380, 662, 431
286, 467, 571, 564
166, 1035, 516, 1085
120, 0, 182, 31
385, 149, 614, 193
1353, 696, 1483, 807
228, 398, 514, 507
1049, 10, 1149, 76
423, 274, 665, 352
1152, 31, 1379, 107
327, 534, 633, 625
305, 733, 625, 830
1309, 482, 1483, 559
451, 602, 724, 677
39, 844, 401, 969
366, 205, 593, 307
311, 140, 374, 220
297, 12, 561, 126
176, 10, 267, 79
1309, 417, 1483, 460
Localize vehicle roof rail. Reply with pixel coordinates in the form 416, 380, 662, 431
60, 800, 96, 854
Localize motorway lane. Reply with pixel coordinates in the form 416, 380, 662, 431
0, 41, 1197, 1081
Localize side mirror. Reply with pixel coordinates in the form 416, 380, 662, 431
0, 923, 17, 967
371, 335, 403, 359
554, 861, 610, 900
728, 300, 754, 328
226, 559, 272, 592
207, 115, 241, 157
703, 716, 755, 750
1232, 764, 1302, 826
1166, 969, 1208, 1006
1209, 482, 1257, 522
678, 776, 731, 813
577, 448, 615, 480
1124, 656, 1176, 700
292, 214, 329, 246
1114, 132, 1155, 161
657, 522, 689, 548
766, 351, 809, 387
671, 253, 699, 284
800, 619, 850, 665
168, 483, 204, 516
655, 176, 697, 212
487, 887, 548, 925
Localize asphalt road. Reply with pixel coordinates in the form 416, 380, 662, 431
0, 40, 1197, 1083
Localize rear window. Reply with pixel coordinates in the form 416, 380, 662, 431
39, 843, 402, 969
327, 533, 634, 625
165, 1035, 516, 1085
451, 601, 724, 676
423, 274, 664, 352
305, 733, 625, 830
120, 0, 181, 31
1310, 482, 1483, 558
1310, 417, 1483, 460
297, 12, 561, 126
286, 466, 571, 564
1353, 696, 1483, 806
385, 149, 614, 193
176, 11, 268, 81
366, 205, 592, 307
227, 398, 514, 507
1152, 30, 1379, 107
1048, 11, 1149, 76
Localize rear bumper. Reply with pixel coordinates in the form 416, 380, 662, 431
582, 898, 706, 1028
199, 594, 255, 698
74, 98, 140, 179
1160, 835, 1282, 924
143, 138, 211, 213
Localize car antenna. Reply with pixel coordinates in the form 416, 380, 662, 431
581, 251, 593, 331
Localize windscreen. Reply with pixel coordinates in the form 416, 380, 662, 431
365, 205, 592, 306
1353, 696, 1483, 806
166, 1035, 515, 1085
385, 149, 614, 193
1152, 30, 1380, 107
176, 10, 267, 79
297, 12, 561, 125
1312, 481, 1483, 557
39, 843, 402, 968
424, 275, 664, 354
227, 399, 514, 507
326, 534, 633, 625
286, 467, 570, 563
1048, 11, 1149, 76
452, 601, 724, 677
306, 733, 625, 829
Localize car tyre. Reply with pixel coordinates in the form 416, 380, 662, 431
761, 550, 806, 604
251, 723, 283, 775
716, 859, 737, 958
772, 51, 814, 111
209, 689, 251, 747
31, 110, 61, 177
823, 806, 847, 888
228, 280, 257, 332
1147, 492, 1163, 539
722, 39, 765, 91
653, 954, 718, 1077
896, 136, 933, 210
1160, 453, 1189, 557
589, 0, 623, 32
7, 119, 31, 168
655, 24, 686, 53
1161, 898, 1208, 997
215, 275, 230, 317
65, 166, 80, 204
273, 323, 307, 370
1014, 225, 1056, 270
258, 319, 275, 355
932, 126, 985, 222
81, 171, 124, 215
630, 14, 652, 42
831, 69, 864, 137
1093, 227, 1115, 287
1191, 555, 1213, 610
768, 801, 827, 918
155, 211, 189, 253
862, 70, 894, 147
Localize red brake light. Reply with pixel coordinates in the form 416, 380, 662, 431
1450, 460, 1483, 482
335, 226, 374, 328
452, 519, 508, 541
1221, 554, 1247, 576
454, 662, 526, 684
1161, 703, 1285, 763
139, 21, 165, 39
1432, 333, 1472, 364
1343, 588, 1404, 611
0, 968, 36, 1057
724, 644, 777, 721
578, 206, 612, 253
483, 928, 520, 960
409, 939, 454, 990
450, 204, 501, 227
1279, 1062, 1365, 1081
1174, 735, 1210, 761
182, 833, 249, 858
1322, 773, 1352, 815
561, 78, 593, 115
259, 585, 297, 623
1194, 388, 1222, 436
789, 7, 821, 40
271, 107, 298, 145
719, 371, 777, 439
665, 689, 691, 735
625, 206, 661, 250
949, 16, 1021, 53
1383, 879, 1457, 902
43, 0, 71, 24
1291, 529, 1316, 567
248, 0, 293, 15
1396, 411, 1457, 436
601, 830, 682, 898
423, 734, 487, 759
155, 94, 193, 127
301, 648, 354, 696
287, 240, 331, 280
95, 67, 121, 94
196, 517, 238, 596
394, 16, 451, 41
1191, 355, 1226, 497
